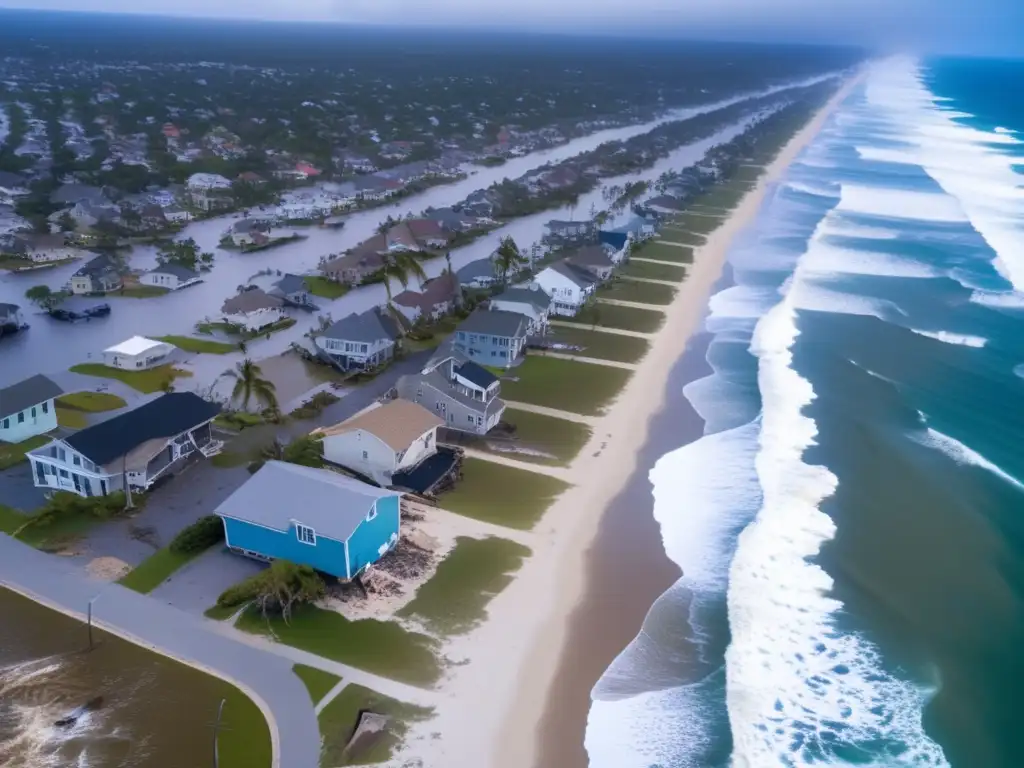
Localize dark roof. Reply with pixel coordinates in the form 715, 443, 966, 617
322, 307, 401, 343
273, 274, 307, 294
492, 287, 551, 311
0, 375, 65, 420
455, 258, 498, 283
0, 171, 28, 188
567, 245, 614, 269
548, 260, 599, 289
64, 392, 220, 465
392, 447, 459, 494
73, 253, 118, 277
221, 288, 284, 314
455, 361, 498, 389
149, 263, 200, 280
50, 183, 108, 206
458, 308, 528, 338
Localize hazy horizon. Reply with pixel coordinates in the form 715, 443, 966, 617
0, 1, 1021, 57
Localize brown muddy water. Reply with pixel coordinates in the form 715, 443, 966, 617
0, 588, 248, 768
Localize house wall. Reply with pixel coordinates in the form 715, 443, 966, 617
396, 428, 438, 472
29, 247, 76, 263
399, 378, 491, 435
140, 272, 181, 289
453, 329, 525, 369
322, 429, 397, 486
223, 307, 285, 332
0, 398, 57, 443
70, 275, 94, 295
347, 496, 401, 576
221, 516, 350, 579
28, 439, 113, 497
315, 336, 394, 371
103, 343, 173, 370
534, 271, 590, 316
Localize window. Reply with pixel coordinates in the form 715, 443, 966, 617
58, 448, 66, 462
366, 506, 377, 522
17, 412, 24, 423
362, 450, 368, 459
73, 456, 81, 466
468, 414, 474, 424
42, 401, 48, 414
2, 418, 7, 429
296, 524, 316, 545
31, 406, 36, 417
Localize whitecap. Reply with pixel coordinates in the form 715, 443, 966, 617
909, 328, 987, 347
835, 183, 969, 223
914, 426, 1024, 491
969, 289, 1024, 309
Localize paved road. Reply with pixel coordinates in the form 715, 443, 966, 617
0, 534, 321, 768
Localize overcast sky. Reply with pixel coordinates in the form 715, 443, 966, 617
0, 0, 1020, 55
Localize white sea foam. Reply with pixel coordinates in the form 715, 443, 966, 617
909, 328, 987, 347
789, 278, 905, 319
802, 238, 941, 278
785, 180, 838, 198
916, 426, 1024, 491
826, 220, 901, 240
969, 289, 1024, 309
836, 183, 969, 222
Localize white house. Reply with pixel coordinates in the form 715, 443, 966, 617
26, 392, 223, 497
489, 286, 552, 336
221, 289, 286, 331
186, 173, 234, 211
0, 374, 63, 444
318, 399, 444, 487
314, 308, 402, 372
532, 260, 600, 317
140, 263, 202, 291
162, 204, 191, 223
103, 336, 176, 370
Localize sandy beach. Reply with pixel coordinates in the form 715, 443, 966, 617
396, 73, 862, 768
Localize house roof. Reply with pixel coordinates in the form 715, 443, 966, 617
104, 336, 169, 356
644, 195, 685, 210
273, 274, 307, 294
50, 183, 108, 206
64, 392, 220, 465
567, 245, 614, 269
0, 171, 28, 189
455, 361, 498, 389
385, 222, 419, 251
393, 272, 459, 310
457, 308, 529, 338
319, 400, 444, 452
149, 263, 200, 281
546, 260, 599, 289
455, 258, 498, 283
322, 248, 385, 276
405, 218, 448, 241
546, 219, 591, 230
74, 254, 118, 277
0, 374, 65, 420
221, 289, 284, 315
491, 286, 551, 311
215, 461, 399, 543
321, 307, 401, 343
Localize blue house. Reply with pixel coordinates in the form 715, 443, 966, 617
215, 460, 402, 579
452, 308, 529, 369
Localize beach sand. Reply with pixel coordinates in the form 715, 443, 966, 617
399, 74, 862, 768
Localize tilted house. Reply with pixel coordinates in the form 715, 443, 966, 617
314, 308, 403, 372
140, 262, 202, 291
452, 308, 529, 369
392, 271, 462, 324
27, 392, 222, 497
270, 273, 314, 307
319, 399, 445, 487
70, 254, 122, 295
215, 460, 402, 580
221, 289, 286, 331
0, 374, 63, 443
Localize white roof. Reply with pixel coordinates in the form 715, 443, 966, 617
104, 336, 170, 356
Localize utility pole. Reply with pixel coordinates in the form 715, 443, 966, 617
86, 599, 94, 651
122, 455, 134, 510
212, 698, 226, 768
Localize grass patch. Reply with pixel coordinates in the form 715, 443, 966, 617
211, 679, 273, 768
563, 303, 665, 334
399, 536, 531, 634
214, 411, 266, 431
118, 285, 171, 298
56, 392, 127, 411
304, 275, 350, 299
637, 240, 696, 263
195, 318, 297, 341
655, 228, 707, 247
69, 363, 192, 394
235, 605, 441, 687
669, 211, 730, 236
293, 663, 341, 705
319, 684, 433, 767
157, 335, 236, 354
204, 602, 244, 621
55, 407, 88, 429
547, 325, 650, 363
438, 457, 569, 529
619, 260, 688, 284
403, 315, 460, 352
0, 434, 50, 470
118, 546, 201, 593
596, 279, 677, 306
484, 407, 592, 466
499, 356, 631, 416
0, 504, 28, 534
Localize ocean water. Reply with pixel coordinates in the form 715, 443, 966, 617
586, 55, 1024, 767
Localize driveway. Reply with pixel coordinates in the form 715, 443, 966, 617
150, 546, 265, 616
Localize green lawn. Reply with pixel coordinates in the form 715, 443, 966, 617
482, 407, 592, 466
293, 663, 341, 705
654, 228, 707, 247
118, 546, 203, 593
637, 240, 696, 263
157, 335, 236, 354
668, 211, 730, 236
211, 450, 253, 468
399, 536, 531, 634
596, 279, 677, 306
118, 285, 171, 298
304, 275, 350, 299
205, 603, 245, 621
547, 325, 650, 363
235, 606, 442, 687
69, 363, 193, 394
56, 392, 127, 411
619, 260, 688, 284
55, 407, 88, 429
564, 302, 665, 334
499, 356, 631, 416
438, 457, 569, 530
0, 504, 28, 534
318, 684, 432, 767
0, 434, 50, 470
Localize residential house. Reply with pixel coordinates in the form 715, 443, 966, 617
265, 274, 312, 308
396, 341, 506, 434
405, 218, 452, 249
424, 207, 479, 232
214, 460, 402, 580
489, 286, 552, 336
6, 233, 79, 263
228, 219, 296, 248
319, 399, 444, 487
452, 308, 529, 369
639, 195, 686, 216
70, 254, 122, 294
49, 183, 109, 207
140, 263, 202, 291
186, 173, 234, 211
162, 204, 191, 224
0, 303, 26, 334
543, 219, 594, 244
385, 221, 420, 252
355, 177, 401, 202
314, 308, 402, 372
295, 163, 321, 179
27, 392, 222, 497
392, 271, 462, 324
320, 247, 386, 285
532, 259, 599, 316
566, 245, 616, 281
70, 200, 119, 228
337, 151, 378, 174
103, 336, 176, 370
221, 289, 286, 331
455, 257, 502, 290
0, 374, 63, 443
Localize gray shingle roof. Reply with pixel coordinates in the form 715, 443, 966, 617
321, 307, 401, 343
455, 258, 498, 283
215, 461, 399, 542
566, 245, 613, 269
548, 260, 599, 288
221, 289, 284, 315
74, 253, 118, 278
491, 287, 551, 311
0, 374, 65, 420
273, 274, 307, 295
457, 308, 528, 338
149, 263, 200, 281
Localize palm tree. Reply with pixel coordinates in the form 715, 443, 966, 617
381, 250, 426, 325
444, 250, 453, 275
223, 358, 278, 412
261, 435, 324, 469
493, 236, 527, 285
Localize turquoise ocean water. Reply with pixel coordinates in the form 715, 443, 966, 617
585, 55, 1024, 767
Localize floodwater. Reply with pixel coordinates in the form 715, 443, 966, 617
0, 588, 256, 768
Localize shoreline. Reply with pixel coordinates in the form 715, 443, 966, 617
477, 73, 864, 768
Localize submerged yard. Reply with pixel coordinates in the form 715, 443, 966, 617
438, 457, 569, 530
498, 356, 632, 415
68, 363, 192, 393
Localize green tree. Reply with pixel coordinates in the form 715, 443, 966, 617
256, 561, 325, 622
223, 358, 278, 412
57, 211, 77, 233
493, 236, 527, 285
25, 284, 57, 309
